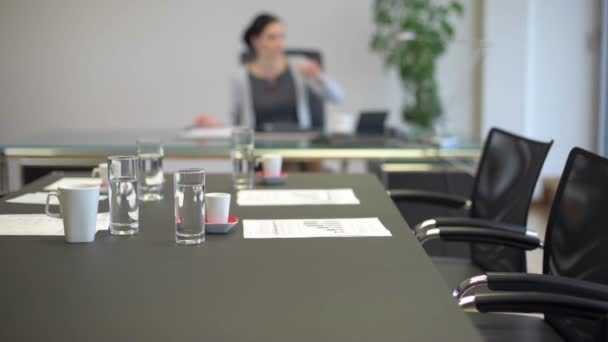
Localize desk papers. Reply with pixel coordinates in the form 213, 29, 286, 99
44, 177, 102, 191
7, 192, 107, 205
0, 213, 109, 235
178, 127, 232, 140
237, 189, 360, 206
243, 218, 391, 239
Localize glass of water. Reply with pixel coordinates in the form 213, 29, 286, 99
174, 168, 206, 245
137, 139, 165, 201
231, 127, 255, 190
108, 156, 139, 235
137, 139, 164, 201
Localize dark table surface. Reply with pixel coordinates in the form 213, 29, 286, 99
0, 173, 481, 342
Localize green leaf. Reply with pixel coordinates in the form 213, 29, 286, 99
370, 0, 464, 127
450, 1, 464, 15
440, 20, 454, 38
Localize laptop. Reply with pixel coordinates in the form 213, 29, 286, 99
356, 111, 388, 136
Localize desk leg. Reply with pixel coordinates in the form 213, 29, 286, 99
6, 157, 23, 192
0, 155, 7, 196
340, 160, 348, 173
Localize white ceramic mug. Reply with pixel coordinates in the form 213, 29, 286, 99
327, 112, 356, 135
206, 192, 231, 223
91, 163, 109, 188
45, 184, 100, 243
262, 154, 283, 177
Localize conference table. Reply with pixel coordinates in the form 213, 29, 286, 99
0, 172, 482, 341
0, 129, 481, 192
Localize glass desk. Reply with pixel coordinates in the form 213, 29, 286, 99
0, 130, 481, 192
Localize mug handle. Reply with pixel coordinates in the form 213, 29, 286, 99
92, 167, 100, 177
45, 191, 61, 218
254, 156, 263, 172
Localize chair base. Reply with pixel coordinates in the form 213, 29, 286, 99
470, 313, 564, 342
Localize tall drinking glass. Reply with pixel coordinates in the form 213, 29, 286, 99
174, 168, 206, 245
137, 139, 164, 201
108, 156, 139, 235
231, 127, 255, 190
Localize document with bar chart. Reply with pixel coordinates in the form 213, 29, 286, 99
243, 218, 391, 239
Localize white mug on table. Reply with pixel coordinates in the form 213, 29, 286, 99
327, 111, 356, 135
91, 163, 108, 188
261, 154, 282, 177
206, 193, 231, 223
45, 184, 100, 243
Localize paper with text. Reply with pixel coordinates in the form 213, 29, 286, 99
243, 218, 391, 239
7, 192, 107, 205
0, 213, 109, 235
237, 189, 360, 206
44, 178, 102, 191
178, 127, 232, 139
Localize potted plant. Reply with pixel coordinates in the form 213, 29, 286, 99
371, 0, 464, 136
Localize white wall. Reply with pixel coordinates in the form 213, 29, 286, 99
481, 0, 531, 134
482, 0, 601, 178
435, 0, 481, 138
0, 0, 479, 143
527, 0, 601, 176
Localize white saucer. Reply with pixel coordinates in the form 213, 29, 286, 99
257, 172, 288, 185
205, 216, 239, 234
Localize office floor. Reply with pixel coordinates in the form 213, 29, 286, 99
526, 203, 551, 273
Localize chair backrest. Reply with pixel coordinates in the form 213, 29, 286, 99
239, 49, 325, 130
240, 49, 323, 67
543, 148, 608, 341
469, 128, 553, 273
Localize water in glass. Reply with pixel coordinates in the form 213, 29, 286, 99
231, 146, 254, 190
175, 183, 205, 244
138, 152, 164, 201
109, 176, 139, 235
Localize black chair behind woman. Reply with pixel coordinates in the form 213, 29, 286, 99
240, 49, 325, 131
389, 128, 553, 286
241, 49, 323, 66
448, 147, 608, 342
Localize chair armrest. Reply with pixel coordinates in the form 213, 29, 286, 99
415, 217, 534, 236
387, 189, 471, 210
454, 273, 608, 300
459, 292, 608, 320
416, 226, 542, 250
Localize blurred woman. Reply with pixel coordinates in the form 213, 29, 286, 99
232, 13, 343, 131
192, 14, 339, 132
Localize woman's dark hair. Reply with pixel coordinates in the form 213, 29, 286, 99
242, 13, 280, 50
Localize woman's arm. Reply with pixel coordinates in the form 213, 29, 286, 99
194, 115, 223, 128
193, 78, 242, 128
297, 60, 344, 104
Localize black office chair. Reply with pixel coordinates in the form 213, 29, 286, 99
389, 128, 553, 287
239, 48, 325, 130
438, 147, 608, 342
